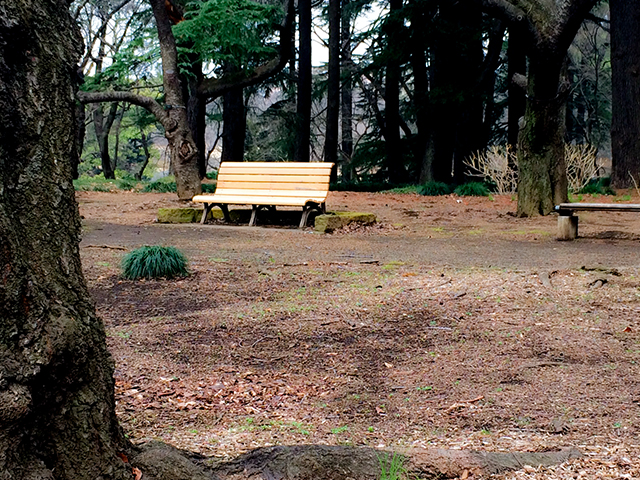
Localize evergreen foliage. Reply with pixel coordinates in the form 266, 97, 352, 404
121, 246, 189, 280
578, 178, 616, 195
454, 182, 490, 196
418, 181, 452, 196
173, 0, 282, 71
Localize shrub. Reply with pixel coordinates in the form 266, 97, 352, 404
418, 181, 451, 196
205, 170, 218, 180
201, 183, 216, 193
116, 178, 138, 191
578, 178, 615, 195
454, 182, 490, 196
121, 246, 189, 280
143, 177, 177, 193
464, 145, 517, 194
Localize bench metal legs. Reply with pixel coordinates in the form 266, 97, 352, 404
200, 203, 230, 224
300, 202, 326, 228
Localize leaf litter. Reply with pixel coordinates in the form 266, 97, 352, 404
78, 190, 640, 479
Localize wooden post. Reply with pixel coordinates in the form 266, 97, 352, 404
557, 214, 578, 240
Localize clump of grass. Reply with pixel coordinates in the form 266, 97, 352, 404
143, 177, 177, 193
378, 452, 407, 480
121, 246, 189, 280
454, 182, 490, 197
418, 181, 451, 196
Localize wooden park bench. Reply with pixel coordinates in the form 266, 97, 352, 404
192, 162, 334, 228
555, 202, 640, 240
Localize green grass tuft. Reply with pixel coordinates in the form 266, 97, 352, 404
454, 182, 490, 197
418, 181, 451, 196
378, 452, 407, 480
121, 246, 189, 280
201, 183, 217, 193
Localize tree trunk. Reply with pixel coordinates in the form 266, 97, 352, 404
136, 129, 153, 181
92, 102, 119, 179
73, 100, 86, 179
507, 27, 527, 148
182, 54, 208, 179
150, 0, 201, 200
410, 0, 435, 184
221, 87, 247, 163
294, 0, 312, 162
383, 0, 405, 184
324, 0, 340, 172
0, 1, 131, 478
431, 1, 484, 185
610, 0, 640, 188
517, 60, 568, 216
340, 0, 354, 182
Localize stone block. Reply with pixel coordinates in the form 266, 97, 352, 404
314, 211, 377, 233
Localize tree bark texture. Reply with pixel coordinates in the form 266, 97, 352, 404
129, 442, 583, 480
480, 0, 598, 216
517, 60, 568, 216
182, 57, 207, 178
0, 1, 131, 478
150, 0, 202, 200
294, 0, 312, 163
610, 0, 640, 188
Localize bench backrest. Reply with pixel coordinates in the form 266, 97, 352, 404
215, 162, 334, 202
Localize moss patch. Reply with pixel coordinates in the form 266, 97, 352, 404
314, 212, 377, 233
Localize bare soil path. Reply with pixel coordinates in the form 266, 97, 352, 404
78, 191, 640, 479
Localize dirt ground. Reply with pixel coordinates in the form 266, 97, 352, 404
78, 190, 640, 479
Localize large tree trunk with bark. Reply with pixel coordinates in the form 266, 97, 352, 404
150, 0, 202, 200
517, 60, 568, 216
610, 0, 640, 188
0, 1, 131, 478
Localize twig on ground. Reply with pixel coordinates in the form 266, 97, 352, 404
443, 395, 484, 414
83, 244, 128, 250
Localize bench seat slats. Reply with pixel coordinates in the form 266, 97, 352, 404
216, 181, 329, 191
193, 162, 334, 227
200, 189, 329, 199
556, 203, 640, 213
218, 174, 330, 183
221, 166, 333, 176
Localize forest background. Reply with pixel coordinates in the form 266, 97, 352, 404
74, 0, 640, 217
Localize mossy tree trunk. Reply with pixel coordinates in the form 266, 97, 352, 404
0, 0, 132, 478
480, 0, 598, 216
516, 59, 568, 216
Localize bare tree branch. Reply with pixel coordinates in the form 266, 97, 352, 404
77, 91, 170, 127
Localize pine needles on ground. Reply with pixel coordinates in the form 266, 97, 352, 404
121, 246, 189, 280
